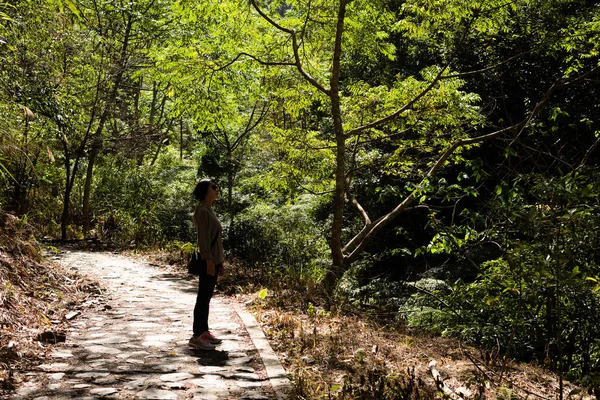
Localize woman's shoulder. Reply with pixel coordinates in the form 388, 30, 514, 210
194, 205, 215, 216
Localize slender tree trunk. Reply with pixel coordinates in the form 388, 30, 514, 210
150, 118, 173, 166
15, 112, 31, 215
179, 118, 184, 161
328, 106, 346, 282
61, 184, 72, 240
60, 133, 86, 241
82, 141, 100, 235
149, 81, 158, 127
325, 0, 348, 292
81, 139, 100, 235
227, 156, 234, 247
60, 130, 73, 241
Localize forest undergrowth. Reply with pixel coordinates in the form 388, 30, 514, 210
147, 247, 593, 400
0, 235, 595, 399
0, 213, 100, 394
240, 280, 591, 399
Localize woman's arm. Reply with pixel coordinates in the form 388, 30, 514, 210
193, 206, 218, 276
194, 207, 213, 261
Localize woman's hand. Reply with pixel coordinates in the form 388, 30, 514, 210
206, 259, 215, 276
218, 264, 224, 276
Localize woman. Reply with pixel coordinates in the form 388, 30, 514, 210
189, 178, 225, 350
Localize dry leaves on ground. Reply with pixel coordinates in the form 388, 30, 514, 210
246, 296, 593, 400
0, 214, 100, 394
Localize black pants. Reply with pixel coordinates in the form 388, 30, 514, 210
192, 262, 221, 336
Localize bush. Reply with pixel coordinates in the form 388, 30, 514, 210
91, 151, 197, 246
230, 195, 330, 283
337, 256, 412, 314
404, 171, 600, 384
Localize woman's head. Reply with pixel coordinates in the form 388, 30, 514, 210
193, 179, 219, 202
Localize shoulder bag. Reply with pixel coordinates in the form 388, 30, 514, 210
187, 235, 219, 276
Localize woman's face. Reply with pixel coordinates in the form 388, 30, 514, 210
206, 183, 219, 203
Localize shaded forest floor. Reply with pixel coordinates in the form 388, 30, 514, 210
0, 214, 594, 399
0, 214, 102, 393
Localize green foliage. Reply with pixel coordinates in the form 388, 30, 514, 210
90, 150, 197, 245
257, 288, 268, 300
406, 170, 600, 382
252, 125, 336, 197
231, 194, 330, 282
337, 257, 411, 313
177, 241, 195, 255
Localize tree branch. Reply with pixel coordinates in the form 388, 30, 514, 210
577, 136, 600, 171
429, 360, 461, 400
344, 133, 372, 228
555, 64, 600, 89
345, 65, 448, 138
210, 129, 227, 148
349, 197, 371, 226
242, 102, 258, 135
248, 0, 293, 34
293, 176, 334, 195
441, 50, 531, 80
300, 0, 312, 39
344, 123, 521, 264
426, 125, 519, 178
249, 0, 330, 95
213, 52, 295, 72
231, 101, 269, 151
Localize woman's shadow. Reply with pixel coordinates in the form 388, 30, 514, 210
187, 348, 230, 366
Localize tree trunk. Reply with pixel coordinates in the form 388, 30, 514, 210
82, 141, 100, 236
60, 145, 86, 241
325, 0, 347, 293
179, 118, 184, 161
227, 159, 235, 247
60, 140, 72, 241
61, 184, 71, 241
327, 107, 346, 290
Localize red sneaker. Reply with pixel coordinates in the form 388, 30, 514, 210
201, 331, 222, 344
188, 335, 216, 350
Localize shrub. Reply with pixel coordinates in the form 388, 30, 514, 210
230, 195, 330, 283
91, 152, 197, 246
404, 171, 600, 384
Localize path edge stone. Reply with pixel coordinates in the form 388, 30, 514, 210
232, 302, 293, 400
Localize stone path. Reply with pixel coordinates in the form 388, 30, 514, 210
10, 251, 292, 400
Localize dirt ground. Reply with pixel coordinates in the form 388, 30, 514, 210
249, 301, 594, 399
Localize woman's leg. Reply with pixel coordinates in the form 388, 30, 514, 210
192, 263, 220, 336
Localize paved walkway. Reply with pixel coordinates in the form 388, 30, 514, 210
11, 250, 291, 400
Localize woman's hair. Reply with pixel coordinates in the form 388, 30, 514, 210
193, 178, 216, 202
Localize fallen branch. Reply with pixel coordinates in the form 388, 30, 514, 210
429, 360, 461, 399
